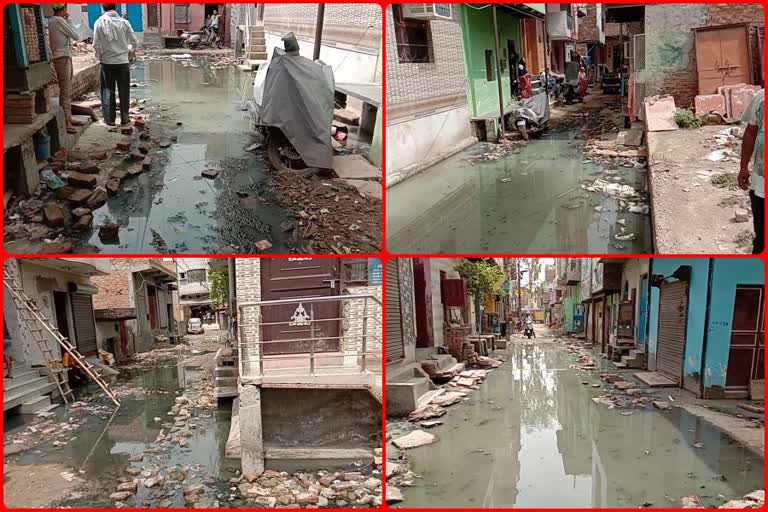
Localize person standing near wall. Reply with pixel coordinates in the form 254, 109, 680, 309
48, 4, 86, 134
92, 3, 137, 126
739, 89, 765, 254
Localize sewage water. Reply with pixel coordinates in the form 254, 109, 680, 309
83, 57, 291, 253
387, 130, 652, 254
391, 342, 763, 508
4, 364, 241, 508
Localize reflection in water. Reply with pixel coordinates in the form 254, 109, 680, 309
395, 343, 763, 508
85, 57, 291, 253
387, 131, 652, 254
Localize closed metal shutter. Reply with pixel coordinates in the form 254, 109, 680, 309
70, 293, 98, 355
386, 260, 405, 363
656, 281, 688, 382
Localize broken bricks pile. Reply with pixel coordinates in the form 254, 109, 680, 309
270, 169, 382, 254
3, 399, 114, 454
3, 103, 172, 252
588, 372, 664, 410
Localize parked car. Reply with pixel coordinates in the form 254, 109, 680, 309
188, 318, 205, 334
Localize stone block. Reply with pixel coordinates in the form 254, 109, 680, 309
694, 94, 726, 115
67, 171, 97, 189
43, 202, 65, 226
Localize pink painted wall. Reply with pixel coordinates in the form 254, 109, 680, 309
157, 4, 206, 35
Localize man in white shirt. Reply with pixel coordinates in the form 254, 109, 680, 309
739, 89, 764, 254
210, 10, 220, 37
92, 4, 137, 126
48, 4, 86, 134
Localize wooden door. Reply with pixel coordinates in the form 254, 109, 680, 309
260, 259, 340, 355
694, 24, 751, 94
656, 281, 689, 383
726, 286, 764, 391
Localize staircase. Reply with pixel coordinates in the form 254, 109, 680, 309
245, 25, 268, 70
620, 349, 646, 369
214, 346, 239, 399
3, 365, 58, 413
4, 276, 120, 407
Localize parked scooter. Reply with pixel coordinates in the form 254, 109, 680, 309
524, 325, 535, 339
249, 33, 336, 174
181, 26, 222, 49
511, 92, 550, 140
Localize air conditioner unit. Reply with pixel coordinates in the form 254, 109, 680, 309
401, 4, 452, 21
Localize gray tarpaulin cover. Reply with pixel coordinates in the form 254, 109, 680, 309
519, 93, 550, 124
260, 34, 335, 169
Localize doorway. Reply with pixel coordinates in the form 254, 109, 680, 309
205, 4, 226, 45
147, 286, 158, 330
53, 291, 70, 342
507, 39, 519, 97
413, 258, 434, 349
726, 286, 764, 395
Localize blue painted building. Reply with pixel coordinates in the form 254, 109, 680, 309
645, 258, 763, 398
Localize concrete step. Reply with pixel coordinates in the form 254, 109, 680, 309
3, 381, 57, 411
247, 52, 268, 60
612, 361, 628, 369
4, 369, 42, 388
620, 355, 643, 369
215, 376, 238, 387
19, 394, 51, 414
406, 376, 430, 399
35, 403, 61, 416
214, 367, 238, 377
4, 376, 51, 397
248, 44, 266, 52
629, 349, 645, 359
214, 385, 238, 398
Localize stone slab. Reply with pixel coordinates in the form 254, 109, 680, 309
615, 129, 644, 147
633, 371, 677, 388
643, 95, 678, 132
332, 154, 380, 180
694, 94, 726, 116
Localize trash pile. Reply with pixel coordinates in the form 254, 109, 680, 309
138, 47, 241, 69
270, 169, 382, 254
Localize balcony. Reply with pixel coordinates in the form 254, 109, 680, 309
547, 10, 575, 41
566, 261, 581, 285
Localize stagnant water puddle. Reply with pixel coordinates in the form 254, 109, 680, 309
387, 130, 652, 254
390, 343, 763, 508
82, 57, 291, 253
4, 364, 242, 507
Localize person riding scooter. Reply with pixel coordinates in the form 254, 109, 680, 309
524, 314, 536, 339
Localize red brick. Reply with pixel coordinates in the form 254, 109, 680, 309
116, 141, 131, 152
67, 171, 97, 189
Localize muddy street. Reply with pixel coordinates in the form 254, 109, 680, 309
4, 348, 382, 508
387, 93, 652, 254
387, 329, 764, 508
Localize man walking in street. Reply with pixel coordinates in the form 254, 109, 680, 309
739, 89, 764, 254
92, 3, 136, 126
48, 4, 86, 134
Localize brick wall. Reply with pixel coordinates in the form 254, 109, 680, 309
645, 4, 763, 108
92, 269, 131, 310
386, 5, 467, 112
235, 258, 262, 375
263, 3, 381, 50
578, 5, 600, 43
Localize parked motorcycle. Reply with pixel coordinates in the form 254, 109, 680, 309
562, 80, 584, 105
181, 26, 222, 49
524, 326, 534, 339
511, 92, 550, 141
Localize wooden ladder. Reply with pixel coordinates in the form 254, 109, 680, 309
4, 276, 120, 407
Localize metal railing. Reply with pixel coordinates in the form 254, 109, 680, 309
237, 294, 382, 379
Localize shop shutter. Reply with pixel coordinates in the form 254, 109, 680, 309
70, 293, 98, 355
386, 261, 405, 363
656, 281, 688, 382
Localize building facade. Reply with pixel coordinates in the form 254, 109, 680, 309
91, 259, 177, 362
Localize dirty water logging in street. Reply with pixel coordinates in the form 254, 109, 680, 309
81, 57, 291, 254
387, 333, 764, 508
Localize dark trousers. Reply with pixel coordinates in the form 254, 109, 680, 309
100, 63, 131, 124
751, 190, 764, 254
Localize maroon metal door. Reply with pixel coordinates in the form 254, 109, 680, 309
260, 259, 341, 355
413, 258, 434, 349
726, 286, 764, 391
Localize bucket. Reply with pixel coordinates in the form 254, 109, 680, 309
33, 133, 51, 161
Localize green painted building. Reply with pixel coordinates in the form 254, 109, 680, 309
458, 4, 546, 119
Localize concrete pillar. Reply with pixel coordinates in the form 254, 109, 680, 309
239, 384, 264, 478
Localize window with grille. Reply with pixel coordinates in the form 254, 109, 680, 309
393, 5, 434, 64
174, 4, 191, 24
